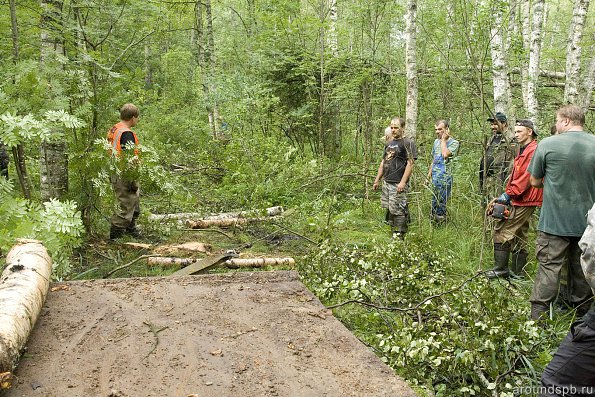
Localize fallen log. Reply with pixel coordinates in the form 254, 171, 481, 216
149, 256, 295, 269
224, 257, 295, 268
154, 242, 212, 254
149, 206, 284, 222
186, 217, 252, 229
0, 239, 53, 388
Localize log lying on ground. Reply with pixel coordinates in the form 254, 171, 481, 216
0, 239, 52, 388
148, 206, 284, 222
224, 257, 295, 268
123, 242, 211, 254
149, 256, 295, 269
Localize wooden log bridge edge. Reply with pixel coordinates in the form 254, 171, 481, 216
0, 239, 53, 390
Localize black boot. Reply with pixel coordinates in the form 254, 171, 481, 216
510, 250, 528, 279
110, 226, 126, 240
126, 217, 141, 238
486, 243, 511, 279
531, 303, 549, 322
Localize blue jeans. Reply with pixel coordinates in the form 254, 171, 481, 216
431, 175, 452, 217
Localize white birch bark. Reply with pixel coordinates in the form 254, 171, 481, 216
489, 0, 510, 115
527, 0, 545, 120
328, 0, 338, 57
564, 0, 590, 104
0, 240, 52, 376
506, 1, 518, 114
404, 0, 418, 139
580, 46, 595, 110
40, 0, 68, 201
520, 0, 531, 110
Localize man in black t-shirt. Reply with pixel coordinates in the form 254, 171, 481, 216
373, 118, 418, 238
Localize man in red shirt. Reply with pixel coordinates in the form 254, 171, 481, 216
486, 119, 543, 279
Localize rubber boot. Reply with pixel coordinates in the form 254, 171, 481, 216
531, 303, 549, 322
110, 225, 126, 240
485, 243, 510, 279
126, 216, 141, 238
392, 215, 408, 240
510, 250, 528, 279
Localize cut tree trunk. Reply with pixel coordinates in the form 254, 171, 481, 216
224, 258, 295, 268
150, 256, 295, 269
149, 206, 284, 222
0, 239, 52, 387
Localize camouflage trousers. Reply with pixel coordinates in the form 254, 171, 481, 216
530, 231, 593, 309
381, 181, 410, 233
110, 174, 140, 230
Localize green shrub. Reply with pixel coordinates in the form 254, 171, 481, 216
299, 239, 562, 396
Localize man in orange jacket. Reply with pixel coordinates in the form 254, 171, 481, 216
108, 103, 141, 240
486, 119, 543, 279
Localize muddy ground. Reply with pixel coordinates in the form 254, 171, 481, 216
3, 271, 416, 397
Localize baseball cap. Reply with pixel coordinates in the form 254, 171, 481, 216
487, 112, 507, 123
515, 119, 538, 136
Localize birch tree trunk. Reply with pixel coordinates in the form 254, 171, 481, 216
0, 240, 52, 378
579, 46, 595, 110
40, 0, 68, 201
8, 0, 32, 200
489, 0, 511, 115
564, 0, 590, 104
527, 0, 545, 120
520, 0, 531, 110
205, 0, 221, 139
328, 0, 339, 57
404, 0, 418, 139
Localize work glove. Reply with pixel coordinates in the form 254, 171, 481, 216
495, 193, 510, 205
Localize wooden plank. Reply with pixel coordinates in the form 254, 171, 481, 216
169, 253, 235, 276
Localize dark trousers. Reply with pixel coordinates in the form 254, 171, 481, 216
540, 320, 595, 396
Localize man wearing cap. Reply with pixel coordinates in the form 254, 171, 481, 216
480, 112, 514, 206
486, 119, 542, 279
427, 119, 459, 223
527, 104, 595, 321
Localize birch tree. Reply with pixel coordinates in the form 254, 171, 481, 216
8, 0, 32, 199
328, 0, 339, 57
489, 0, 511, 115
404, 0, 417, 139
520, 0, 531, 110
527, 0, 545, 120
564, 0, 590, 104
196, 0, 221, 139
579, 46, 595, 110
39, 0, 68, 201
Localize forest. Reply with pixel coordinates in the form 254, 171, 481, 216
0, 0, 593, 395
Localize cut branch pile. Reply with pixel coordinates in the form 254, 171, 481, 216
0, 239, 52, 389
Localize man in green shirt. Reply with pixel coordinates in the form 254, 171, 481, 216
527, 105, 595, 321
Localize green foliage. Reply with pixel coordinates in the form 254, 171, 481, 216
0, 179, 84, 280
299, 239, 561, 396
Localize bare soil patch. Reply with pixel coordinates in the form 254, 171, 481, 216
3, 271, 415, 397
